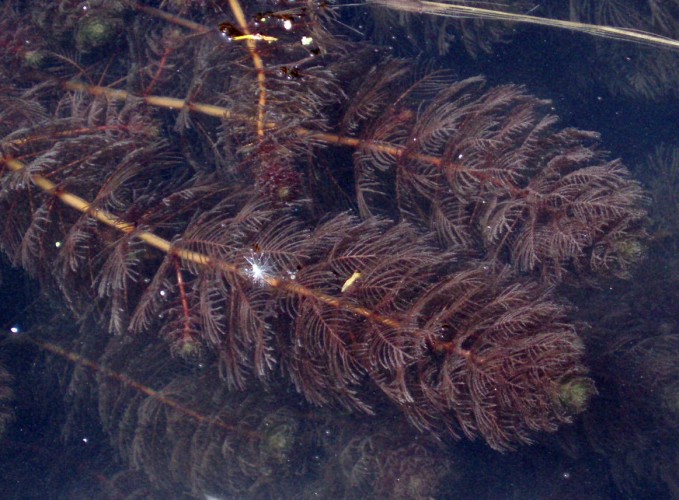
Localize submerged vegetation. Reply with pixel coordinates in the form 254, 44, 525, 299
0, 0, 677, 497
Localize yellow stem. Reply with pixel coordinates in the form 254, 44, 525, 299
61, 81, 445, 171
227, 0, 268, 138
1, 156, 401, 330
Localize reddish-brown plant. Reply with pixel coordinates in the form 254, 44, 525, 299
0, 0, 646, 455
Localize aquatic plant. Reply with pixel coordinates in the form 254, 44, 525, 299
0, 0, 663, 496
